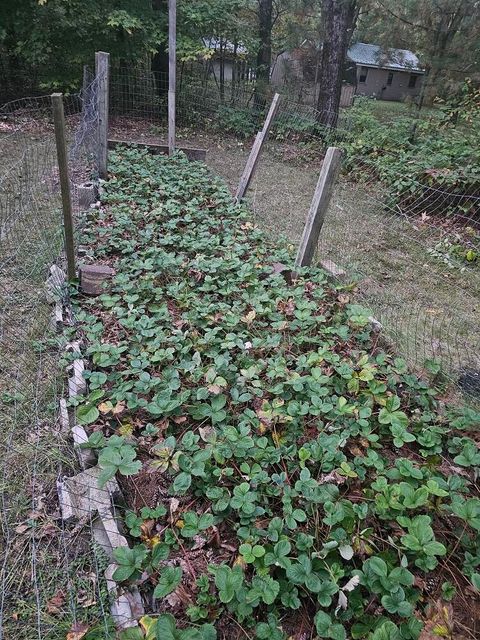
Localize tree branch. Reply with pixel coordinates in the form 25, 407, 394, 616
374, 0, 430, 32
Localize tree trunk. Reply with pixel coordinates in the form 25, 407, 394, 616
254, 0, 273, 110
316, 0, 356, 127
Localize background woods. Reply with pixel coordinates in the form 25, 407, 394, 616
1, 1, 479, 108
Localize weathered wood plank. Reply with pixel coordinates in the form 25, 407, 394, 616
294, 147, 342, 269
51, 93, 76, 281
95, 51, 110, 179
235, 93, 281, 202
107, 139, 206, 161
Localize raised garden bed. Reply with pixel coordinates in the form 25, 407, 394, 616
72, 146, 480, 639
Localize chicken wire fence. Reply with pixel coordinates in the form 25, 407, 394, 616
0, 55, 479, 638
107, 63, 480, 402
0, 77, 124, 639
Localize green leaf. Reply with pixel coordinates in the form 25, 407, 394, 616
155, 614, 177, 640
172, 472, 192, 494
213, 565, 244, 603
154, 566, 183, 599
77, 403, 99, 425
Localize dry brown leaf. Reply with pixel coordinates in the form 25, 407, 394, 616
207, 384, 222, 395
14, 523, 30, 535
420, 600, 454, 640
66, 622, 89, 640
46, 590, 66, 614
98, 401, 113, 414
112, 401, 126, 415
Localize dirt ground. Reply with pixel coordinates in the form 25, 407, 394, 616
109, 117, 480, 396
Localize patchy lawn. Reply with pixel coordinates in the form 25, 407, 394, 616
73, 146, 480, 640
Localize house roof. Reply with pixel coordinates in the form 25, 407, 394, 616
347, 42, 424, 73
202, 37, 248, 56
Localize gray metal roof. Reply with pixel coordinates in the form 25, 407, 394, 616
347, 42, 424, 72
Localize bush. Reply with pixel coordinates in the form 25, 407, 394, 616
214, 105, 257, 138
342, 98, 480, 221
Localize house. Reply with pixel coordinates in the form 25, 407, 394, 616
347, 42, 424, 101
202, 37, 253, 83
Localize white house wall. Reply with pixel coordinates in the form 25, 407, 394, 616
355, 66, 423, 101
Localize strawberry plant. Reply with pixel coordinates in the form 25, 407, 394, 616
73, 148, 480, 639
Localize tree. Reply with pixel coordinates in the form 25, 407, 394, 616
255, 0, 274, 106
316, 0, 358, 126
356, 0, 480, 104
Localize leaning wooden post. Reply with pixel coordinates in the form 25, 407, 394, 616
51, 93, 76, 281
168, 0, 176, 155
235, 92, 281, 202
294, 147, 342, 269
95, 51, 110, 179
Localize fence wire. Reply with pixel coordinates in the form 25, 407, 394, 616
107, 64, 479, 400
1, 58, 479, 639
0, 78, 112, 639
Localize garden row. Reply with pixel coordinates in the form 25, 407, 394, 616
72, 146, 480, 639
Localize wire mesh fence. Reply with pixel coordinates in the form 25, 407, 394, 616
1, 53, 479, 638
0, 78, 110, 639
106, 63, 480, 401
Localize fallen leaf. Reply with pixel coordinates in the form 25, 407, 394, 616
46, 590, 66, 614
14, 523, 30, 534
66, 622, 89, 640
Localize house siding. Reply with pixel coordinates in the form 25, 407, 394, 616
355, 66, 423, 101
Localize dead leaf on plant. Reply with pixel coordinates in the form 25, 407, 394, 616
420, 600, 454, 640
242, 309, 256, 324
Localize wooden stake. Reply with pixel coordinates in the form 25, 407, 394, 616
294, 147, 342, 269
51, 93, 76, 281
168, 0, 176, 155
235, 92, 281, 202
95, 51, 110, 179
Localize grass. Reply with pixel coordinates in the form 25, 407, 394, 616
108, 116, 480, 397
354, 97, 441, 123
0, 128, 112, 639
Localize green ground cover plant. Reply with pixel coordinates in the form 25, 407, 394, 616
73, 147, 480, 639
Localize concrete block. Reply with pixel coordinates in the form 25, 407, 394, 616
80, 263, 115, 295
58, 466, 121, 522
71, 424, 96, 469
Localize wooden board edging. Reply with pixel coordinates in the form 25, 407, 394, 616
107, 139, 206, 162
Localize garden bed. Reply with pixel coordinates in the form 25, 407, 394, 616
73, 146, 480, 639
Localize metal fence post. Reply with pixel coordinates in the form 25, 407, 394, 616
95, 51, 110, 179
294, 146, 342, 269
51, 93, 76, 281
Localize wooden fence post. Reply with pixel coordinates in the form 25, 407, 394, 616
95, 51, 110, 179
294, 146, 342, 269
168, 0, 176, 155
51, 93, 76, 281
235, 92, 281, 202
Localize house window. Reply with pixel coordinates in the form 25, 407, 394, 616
387, 71, 394, 86
359, 66, 369, 83
408, 73, 420, 88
